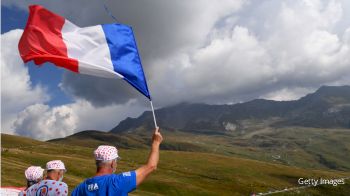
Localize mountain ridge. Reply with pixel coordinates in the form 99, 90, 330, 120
111, 85, 350, 133
49, 86, 350, 172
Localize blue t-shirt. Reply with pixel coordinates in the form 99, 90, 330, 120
71, 171, 136, 196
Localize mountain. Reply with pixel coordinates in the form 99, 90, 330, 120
51, 85, 350, 172
111, 85, 350, 133
279, 85, 350, 127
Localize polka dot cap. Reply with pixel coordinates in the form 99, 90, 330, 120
94, 145, 119, 161
46, 160, 66, 171
25, 166, 44, 181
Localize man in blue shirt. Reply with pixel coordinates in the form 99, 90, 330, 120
72, 127, 163, 195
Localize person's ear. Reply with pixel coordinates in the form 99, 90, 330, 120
112, 160, 117, 169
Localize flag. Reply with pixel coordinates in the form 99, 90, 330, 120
18, 5, 150, 99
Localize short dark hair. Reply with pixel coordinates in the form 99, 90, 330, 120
27, 180, 37, 188
47, 169, 64, 174
95, 159, 117, 168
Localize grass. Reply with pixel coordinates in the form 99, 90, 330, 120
1, 133, 350, 195
51, 126, 350, 171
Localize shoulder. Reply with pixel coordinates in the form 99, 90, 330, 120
121, 171, 134, 177
41, 180, 68, 193
97, 173, 121, 181
72, 179, 86, 191
93, 173, 135, 185
113, 171, 137, 192
115, 171, 136, 178
26, 182, 40, 191
42, 180, 67, 187
113, 171, 136, 185
45, 180, 68, 195
56, 181, 68, 188
25, 182, 42, 195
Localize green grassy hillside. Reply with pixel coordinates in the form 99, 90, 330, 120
2, 134, 350, 195
51, 126, 350, 171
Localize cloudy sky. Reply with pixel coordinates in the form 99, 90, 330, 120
1, 0, 350, 140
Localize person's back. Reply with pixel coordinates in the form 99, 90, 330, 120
18, 166, 44, 196
25, 179, 68, 196
26, 160, 68, 196
72, 127, 163, 195
72, 172, 136, 196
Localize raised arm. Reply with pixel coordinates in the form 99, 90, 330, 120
135, 127, 163, 186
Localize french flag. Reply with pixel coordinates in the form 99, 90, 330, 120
18, 5, 150, 99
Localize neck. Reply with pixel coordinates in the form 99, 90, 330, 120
46, 173, 58, 181
95, 167, 113, 176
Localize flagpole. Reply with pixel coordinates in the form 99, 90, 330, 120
150, 100, 158, 128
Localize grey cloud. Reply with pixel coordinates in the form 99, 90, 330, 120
4, 0, 245, 107
149, 0, 350, 105
60, 72, 143, 107
4, 0, 350, 109
3, 0, 243, 61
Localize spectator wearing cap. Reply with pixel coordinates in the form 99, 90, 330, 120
72, 127, 163, 195
25, 166, 45, 188
18, 166, 45, 196
25, 160, 68, 196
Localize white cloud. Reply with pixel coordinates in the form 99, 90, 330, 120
54, 0, 350, 105
149, 0, 350, 104
150, 25, 274, 105
13, 100, 145, 140
13, 104, 77, 140
261, 1, 350, 88
70, 99, 146, 132
1, 29, 48, 134
261, 87, 315, 101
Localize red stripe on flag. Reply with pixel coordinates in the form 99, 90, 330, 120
18, 5, 78, 72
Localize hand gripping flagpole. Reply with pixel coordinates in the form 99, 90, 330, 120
150, 100, 158, 128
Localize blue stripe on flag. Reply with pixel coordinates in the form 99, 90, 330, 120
101, 24, 150, 99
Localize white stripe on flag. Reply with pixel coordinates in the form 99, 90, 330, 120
62, 20, 123, 79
